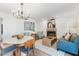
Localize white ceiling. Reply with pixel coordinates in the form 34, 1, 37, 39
0, 3, 79, 20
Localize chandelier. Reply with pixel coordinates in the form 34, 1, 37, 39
12, 3, 30, 20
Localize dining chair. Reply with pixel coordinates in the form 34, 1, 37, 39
1, 44, 16, 56
20, 39, 35, 56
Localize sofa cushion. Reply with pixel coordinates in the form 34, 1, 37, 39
70, 33, 79, 42
57, 39, 78, 55
72, 36, 79, 45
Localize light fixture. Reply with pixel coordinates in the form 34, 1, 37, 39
12, 3, 30, 20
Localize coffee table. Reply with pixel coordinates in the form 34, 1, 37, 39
42, 37, 57, 46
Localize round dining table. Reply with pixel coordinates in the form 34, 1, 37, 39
3, 36, 33, 56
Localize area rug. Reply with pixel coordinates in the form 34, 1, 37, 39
35, 44, 65, 56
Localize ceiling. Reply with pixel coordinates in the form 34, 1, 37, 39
0, 3, 79, 20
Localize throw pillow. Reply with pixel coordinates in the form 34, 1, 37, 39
64, 33, 72, 41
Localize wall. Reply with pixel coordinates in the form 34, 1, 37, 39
0, 12, 37, 38
38, 16, 79, 39
1, 12, 79, 39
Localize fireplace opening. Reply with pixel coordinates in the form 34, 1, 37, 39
47, 31, 56, 37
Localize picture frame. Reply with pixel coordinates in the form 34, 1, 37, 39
24, 21, 35, 31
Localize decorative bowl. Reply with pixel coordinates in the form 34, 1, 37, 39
17, 34, 24, 39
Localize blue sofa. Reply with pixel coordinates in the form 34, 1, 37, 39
57, 36, 79, 55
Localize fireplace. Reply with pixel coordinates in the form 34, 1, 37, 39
47, 31, 56, 37
47, 17, 57, 38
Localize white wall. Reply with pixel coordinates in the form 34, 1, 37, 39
1, 11, 79, 39
38, 16, 79, 39
0, 12, 37, 38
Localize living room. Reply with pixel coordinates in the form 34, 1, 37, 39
0, 3, 79, 56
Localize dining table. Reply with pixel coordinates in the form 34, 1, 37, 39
3, 36, 33, 56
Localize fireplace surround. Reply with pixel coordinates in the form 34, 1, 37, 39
47, 17, 57, 38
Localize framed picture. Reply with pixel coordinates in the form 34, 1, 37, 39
24, 21, 35, 31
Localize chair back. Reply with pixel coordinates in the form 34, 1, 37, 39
24, 33, 35, 48
24, 38, 35, 48
24, 34, 35, 48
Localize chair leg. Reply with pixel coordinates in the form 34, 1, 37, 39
26, 48, 29, 56
0, 45, 3, 56
32, 46, 35, 56
32, 49, 34, 56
